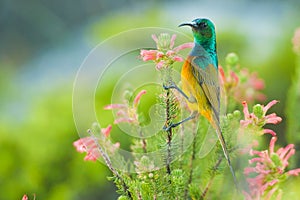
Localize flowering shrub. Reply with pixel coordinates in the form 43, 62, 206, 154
219, 53, 266, 105
240, 100, 282, 136
244, 136, 300, 199
104, 90, 147, 125
73, 124, 120, 161
140, 34, 193, 70
73, 31, 300, 200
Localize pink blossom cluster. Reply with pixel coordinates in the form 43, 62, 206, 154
219, 66, 266, 104
219, 65, 239, 90
73, 90, 146, 161
104, 90, 147, 125
73, 125, 120, 161
240, 100, 282, 136
243, 137, 300, 199
140, 33, 193, 70
235, 69, 266, 103
241, 100, 300, 199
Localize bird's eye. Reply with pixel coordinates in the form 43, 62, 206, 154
199, 22, 208, 29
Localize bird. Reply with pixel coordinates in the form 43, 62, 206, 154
164, 18, 238, 188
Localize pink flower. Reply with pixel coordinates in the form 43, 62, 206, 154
21, 194, 36, 200
156, 60, 165, 70
219, 53, 266, 103
238, 140, 259, 155
234, 69, 266, 103
102, 125, 112, 137
133, 90, 147, 107
73, 125, 115, 161
173, 42, 194, 52
243, 136, 300, 200
287, 168, 300, 176
140, 50, 157, 61
169, 34, 176, 49
140, 33, 193, 70
240, 100, 282, 136
73, 136, 100, 161
105, 90, 147, 125
219, 65, 239, 90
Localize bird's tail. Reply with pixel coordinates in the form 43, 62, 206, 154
211, 117, 238, 189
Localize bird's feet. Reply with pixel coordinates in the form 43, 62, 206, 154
163, 81, 192, 102
163, 112, 198, 131
163, 81, 177, 90
163, 122, 180, 132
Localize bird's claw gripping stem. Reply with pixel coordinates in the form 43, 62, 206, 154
163, 81, 190, 100
163, 81, 177, 90
163, 122, 179, 132
163, 112, 198, 132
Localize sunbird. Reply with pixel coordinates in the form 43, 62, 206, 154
164, 18, 237, 187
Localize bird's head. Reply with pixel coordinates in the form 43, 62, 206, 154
179, 18, 216, 44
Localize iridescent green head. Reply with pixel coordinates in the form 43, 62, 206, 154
179, 18, 216, 48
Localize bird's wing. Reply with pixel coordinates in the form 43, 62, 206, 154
190, 56, 220, 120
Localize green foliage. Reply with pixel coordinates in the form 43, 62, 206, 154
87, 68, 245, 199
87, 43, 300, 199
286, 53, 300, 171
1, 1, 300, 199
286, 57, 300, 142
87, 9, 163, 45
0, 85, 117, 200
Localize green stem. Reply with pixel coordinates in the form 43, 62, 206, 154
184, 121, 197, 199
88, 130, 133, 199
138, 127, 147, 153
161, 67, 176, 175
179, 124, 185, 169
166, 88, 173, 175
201, 156, 223, 199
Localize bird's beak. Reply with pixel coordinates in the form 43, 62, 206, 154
178, 21, 196, 28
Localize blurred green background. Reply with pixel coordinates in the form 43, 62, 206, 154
1, 0, 300, 199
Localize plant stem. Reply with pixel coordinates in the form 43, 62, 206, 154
142, 138, 147, 153
162, 67, 176, 175
184, 120, 197, 199
88, 130, 133, 199
138, 127, 147, 153
166, 88, 173, 175
179, 123, 185, 168
201, 156, 223, 199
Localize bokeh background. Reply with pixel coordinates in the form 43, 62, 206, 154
1, 0, 300, 199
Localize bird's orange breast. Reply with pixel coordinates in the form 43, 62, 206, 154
181, 59, 213, 123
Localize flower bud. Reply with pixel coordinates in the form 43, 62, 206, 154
148, 173, 154, 178
123, 90, 133, 101
157, 33, 172, 50
227, 113, 233, 120
253, 104, 264, 119
233, 110, 241, 118
225, 52, 239, 68
270, 153, 282, 168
